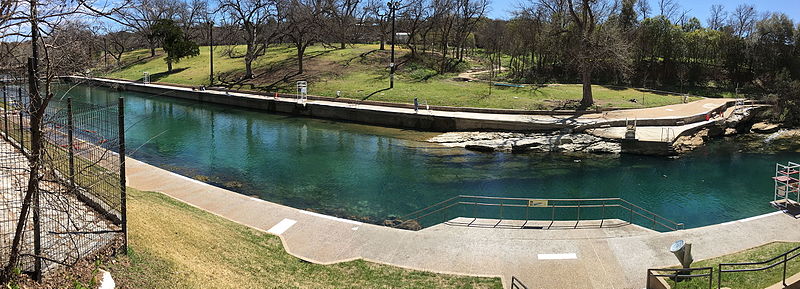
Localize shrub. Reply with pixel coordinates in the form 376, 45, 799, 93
408, 68, 438, 81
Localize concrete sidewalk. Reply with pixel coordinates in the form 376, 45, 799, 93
70, 76, 735, 133
126, 157, 800, 289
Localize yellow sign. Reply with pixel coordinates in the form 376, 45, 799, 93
528, 199, 548, 207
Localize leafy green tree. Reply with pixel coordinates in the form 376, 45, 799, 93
152, 19, 200, 72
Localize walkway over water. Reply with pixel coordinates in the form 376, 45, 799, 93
127, 157, 800, 288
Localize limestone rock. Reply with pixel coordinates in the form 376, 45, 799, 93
672, 129, 707, 153
751, 122, 780, 134
429, 131, 621, 154
707, 125, 725, 137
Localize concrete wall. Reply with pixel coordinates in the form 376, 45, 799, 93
67, 77, 569, 132
621, 139, 676, 156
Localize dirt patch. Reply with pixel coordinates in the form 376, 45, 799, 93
224, 48, 399, 91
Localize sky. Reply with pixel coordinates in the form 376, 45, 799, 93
486, 0, 800, 24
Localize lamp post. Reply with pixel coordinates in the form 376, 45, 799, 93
208, 20, 214, 86
387, 0, 400, 89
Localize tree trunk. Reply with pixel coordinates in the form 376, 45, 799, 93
244, 39, 255, 79
297, 46, 305, 74
150, 45, 156, 57
379, 39, 385, 50
580, 69, 593, 109
340, 42, 346, 49
245, 58, 253, 79
167, 61, 173, 72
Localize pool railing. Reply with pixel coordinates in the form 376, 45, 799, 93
391, 195, 685, 232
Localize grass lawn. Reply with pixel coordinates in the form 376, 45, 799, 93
104, 188, 501, 288
103, 44, 699, 110
662, 242, 800, 289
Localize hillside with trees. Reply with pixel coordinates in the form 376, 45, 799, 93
1, 0, 798, 121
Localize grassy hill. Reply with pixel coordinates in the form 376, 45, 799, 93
102, 188, 502, 288
104, 44, 698, 110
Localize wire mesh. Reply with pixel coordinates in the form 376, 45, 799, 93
0, 82, 124, 277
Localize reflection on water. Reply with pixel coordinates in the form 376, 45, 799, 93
54, 84, 800, 228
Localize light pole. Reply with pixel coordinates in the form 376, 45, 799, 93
387, 1, 400, 89
208, 20, 214, 86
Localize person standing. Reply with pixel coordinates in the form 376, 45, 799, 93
413, 97, 419, 113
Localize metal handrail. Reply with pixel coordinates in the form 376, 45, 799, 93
391, 195, 684, 231
718, 245, 800, 289
510, 276, 528, 289
646, 267, 713, 289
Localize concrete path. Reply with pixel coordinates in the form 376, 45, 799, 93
126, 157, 800, 289
72, 77, 734, 132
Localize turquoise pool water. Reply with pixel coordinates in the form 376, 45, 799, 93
55, 84, 800, 228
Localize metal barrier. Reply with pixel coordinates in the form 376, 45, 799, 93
391, 195, 684, 232
718, 245, 800, 289
511, 276, 528, 289
646, 267, 713, 289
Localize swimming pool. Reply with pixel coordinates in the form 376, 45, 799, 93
55, 84, 800, 229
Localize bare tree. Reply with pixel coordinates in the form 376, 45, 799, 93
99, 28, 136, 67
656, 0, 677, 21
218, 0, 282, 79
557, 0, 631, 108
452, 0, 488, 61
364, 0, 389, 50
636, 0, 649, 20
325, 0, 366, 49
707, 4, 725, 30
729, 4, 756, 37
566, 0, 597, 108
114, 0, 184, 57
283, 0, 325, 74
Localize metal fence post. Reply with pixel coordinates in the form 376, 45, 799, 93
629, 207, 633, 224
653, 215, 657, 230
499, 201, 504, 220
118, 97, 128, 253
574, 202, 581, 229
3, 85, 7, 135
717, 264, 722, 289
708, 269, 713, 289
67, 98, 75, 189
783, 254, 788, 287
17, 87, 23, 151
600, 201, 606, 228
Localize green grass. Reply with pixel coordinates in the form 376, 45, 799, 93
661, 242, 800, 289
104, 188, 502, 288
104, 44, 698, 110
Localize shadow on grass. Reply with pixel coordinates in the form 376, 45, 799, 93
142, 68, 189, 83
364, 87, 392, 100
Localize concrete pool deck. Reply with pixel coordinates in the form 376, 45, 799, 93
67, 76, 738, 141
126, 157, 800, 288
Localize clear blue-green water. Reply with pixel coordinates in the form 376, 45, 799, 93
54, 84, 800, 229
